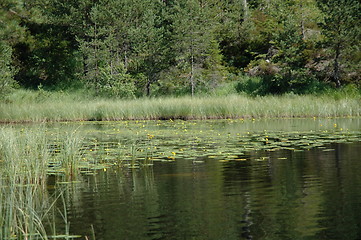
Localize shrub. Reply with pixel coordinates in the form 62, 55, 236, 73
95, 63, 136, 99
232, 74, 263, 95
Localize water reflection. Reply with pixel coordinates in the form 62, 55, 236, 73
51, 141, 361, 240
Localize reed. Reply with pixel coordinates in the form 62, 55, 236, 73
1, 90, 360, 122
0, 181, 48, 240
57, 130, 85, 181
0, 127, 87, 239
0, 127, 51, 239
0, 127, 49, 186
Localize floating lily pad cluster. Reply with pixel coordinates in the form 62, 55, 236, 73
4, 119, 359, 174
52, 119, 361, 168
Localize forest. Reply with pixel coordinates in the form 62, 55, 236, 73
1, 0, 360, 98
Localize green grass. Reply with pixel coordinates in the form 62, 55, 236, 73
0, 89, 360, 122
0, 104, 360, 238
0, 124, 156, 239
0, 127, 63, 240
0, 126, 102, 239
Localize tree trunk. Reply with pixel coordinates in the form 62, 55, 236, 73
146, 78, 151, 96
190, 53, 195, 97
124, 50, 128, 69
146, 73, 156, 97
243, 0, 249, 20
299, 2, 306, 40
333, 42, 341, 88
93, 22, 100, 95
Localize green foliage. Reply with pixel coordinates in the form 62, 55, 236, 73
167, 0, 224, 96
152, 70, 191, 97
265, 68, 319, 94
0, 43, 17, 98
241, 0, 328, 94
234, 74, 263, 95
15, 24, 81, 89
322, 84, 361, 100
0, 0, 26, 43
210, 81, 238, 96
97, 63, 136, 98
0, 0, 360, 96
0, 0, 24, 97
316, 0, 361, 87
72, 0, 167, 96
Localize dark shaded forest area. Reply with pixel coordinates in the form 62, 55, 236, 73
1, 0, 360, 98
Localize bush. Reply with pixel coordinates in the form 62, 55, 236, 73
232, 74, 263, 95
211, 81, 238, 96
262, 68, 318, 94
95, 63, 136, 99
323, 84, 361, 99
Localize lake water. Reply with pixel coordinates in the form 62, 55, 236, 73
32, 118, 361, 239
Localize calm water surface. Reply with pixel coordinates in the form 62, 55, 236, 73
47, 119, 361, 240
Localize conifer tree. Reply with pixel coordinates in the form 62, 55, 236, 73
0, 0, 25, 96
127, 0, 167, 96
75, 0, 167, 97
168, 0, 223, 96
316, 0, 361, 87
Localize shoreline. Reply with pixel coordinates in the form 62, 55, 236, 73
1, 115, 360, 125
1, 94, 360, 123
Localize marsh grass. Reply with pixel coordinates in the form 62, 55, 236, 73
0, 127, 63, 240
0, 127, 92, 239
1, 90, 360, 122
0, 125, 154, 239
125, 138, 155, 168
57, 131, 84, 181
0, 181, 49, 240
0, 127, 49, 186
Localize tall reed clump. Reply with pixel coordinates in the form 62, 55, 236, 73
56, 130, 85, 181
0, 180, 51, 240
0, 127, 51, 239
0, 127, 49, 187
0, 127, 83, 239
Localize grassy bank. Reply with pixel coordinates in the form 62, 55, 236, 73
1, 89, 360, 123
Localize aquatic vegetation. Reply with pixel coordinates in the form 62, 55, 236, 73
0, 127, 48, 239
0, 118, 360, 239
0, 180, 81, 240
6, 119, 360, 177
42, 118, 361, 165
0, 127, 49, 185
0, 94, 360, 122
0, 127, 99, 239
0, 180, 49, 240
50, 130, 85, 181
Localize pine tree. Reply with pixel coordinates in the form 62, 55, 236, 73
168, 0, 223, 96
71, 0, 168, 97
316, 0, 361, 87
127, 0, 167, 96
239, 0, 323, 93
